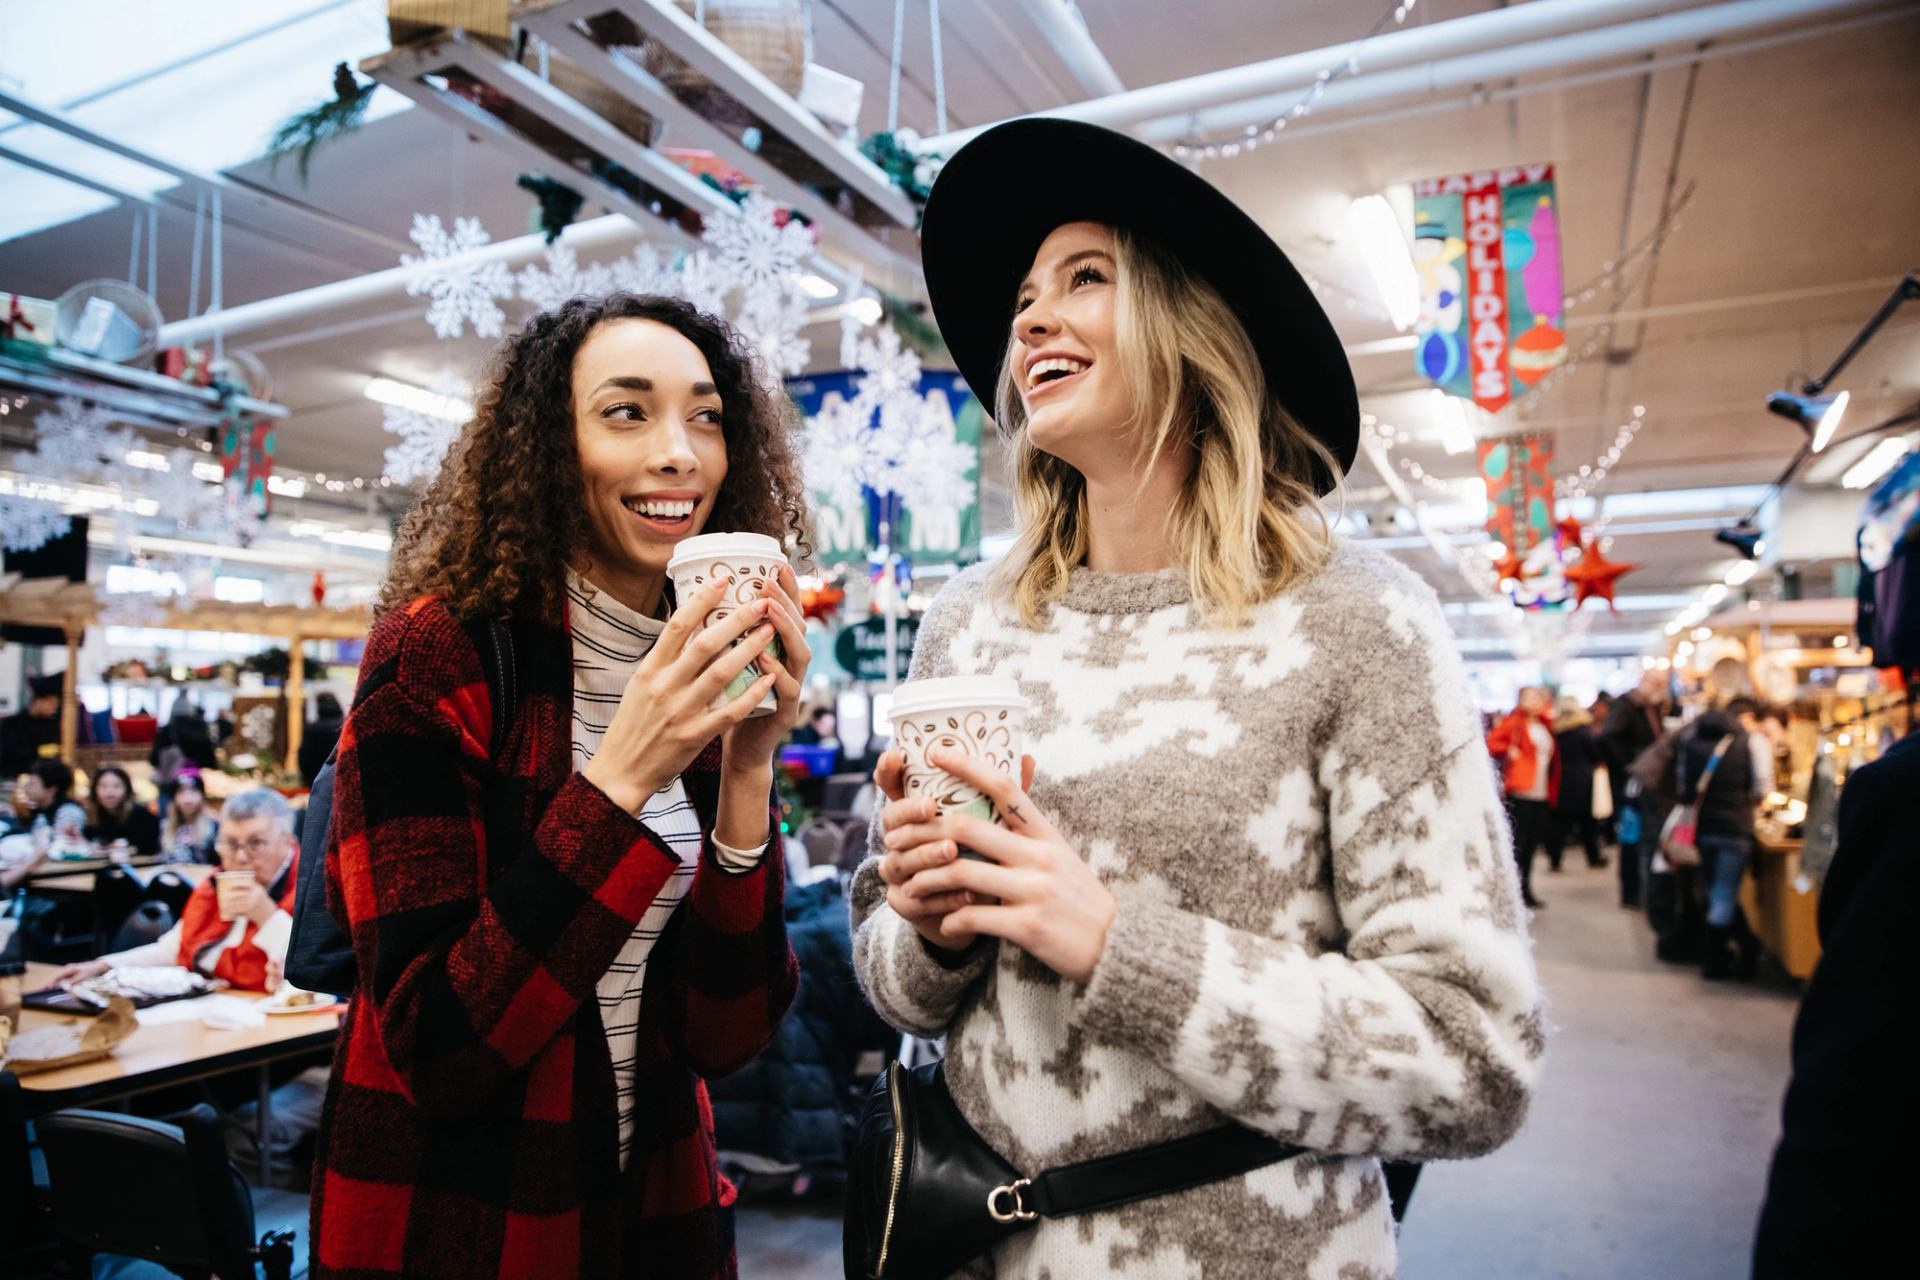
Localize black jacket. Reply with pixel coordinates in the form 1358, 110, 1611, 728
1677, 711, 1755, 839
298, 715, 344, 784
1599, 694, 1664, 798
710, 874, 894, 1171
86, 804, 161, 858
1753, 731, 1919, 1278
1552, 723, 1601, 819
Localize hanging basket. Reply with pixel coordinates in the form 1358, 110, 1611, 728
642, 1, 810, 122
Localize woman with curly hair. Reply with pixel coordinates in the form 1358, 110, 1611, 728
311, 294, 808, 1280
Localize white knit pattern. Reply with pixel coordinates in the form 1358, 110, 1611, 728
851, 542, 1544, 1278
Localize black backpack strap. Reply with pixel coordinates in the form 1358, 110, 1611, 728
1021, 1125, 1304, 1220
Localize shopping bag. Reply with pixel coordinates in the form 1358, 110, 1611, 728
1591, 765, 1613, 820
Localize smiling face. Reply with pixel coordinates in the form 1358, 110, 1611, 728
572, 317, 729, 611
94, 770, 127, 810
1009, 222, 1130, 466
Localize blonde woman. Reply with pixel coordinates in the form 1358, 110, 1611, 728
851, 120, 1543, 1278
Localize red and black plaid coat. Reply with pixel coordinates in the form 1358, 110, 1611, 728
310, 596, 798, 1279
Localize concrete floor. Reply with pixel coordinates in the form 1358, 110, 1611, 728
735, 858, 1802, 1279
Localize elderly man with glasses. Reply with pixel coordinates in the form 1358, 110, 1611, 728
51, 786, 300, 992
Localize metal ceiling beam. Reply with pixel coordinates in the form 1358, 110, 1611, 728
1009, 0, 1125, 97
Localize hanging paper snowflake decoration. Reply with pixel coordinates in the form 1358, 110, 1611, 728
0, 494, 72, 553
402, 213, 515, 339
605, 243, 681, 297
802, 393, 876, 507
851, 326, 923, 412
381, 374, 470, 486
672, 249, 733, 318
888, 395, 978, 515
702, 192, 817, 306
736, 291, 813, 392
800, 327, 975, 515
143, 448, 226, 537
515, 243, 614, 316
29, 397, 139, 483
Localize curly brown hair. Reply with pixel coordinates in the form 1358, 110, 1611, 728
379, 294, 811, 622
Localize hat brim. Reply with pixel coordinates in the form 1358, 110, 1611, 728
919, 118, 1358, 492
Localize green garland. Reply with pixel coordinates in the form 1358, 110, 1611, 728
267, 63, 375, 184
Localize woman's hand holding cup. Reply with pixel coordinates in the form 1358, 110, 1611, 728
581, 573, 780, 814
717, 562, 814, 776
874, 749, 1037, 955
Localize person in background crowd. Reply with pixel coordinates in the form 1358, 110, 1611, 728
298, 691, 346, 783
0, 675, 63, 777
150, 700, 217, 783
1751, 724, 1917, 1276
17, 758, 74, 825
1590, 690, 1615, 723
1676, 695, 1777, 980
84, 764, 160, 858
47, 786, 298, 992
787, 705, 838, 747
1548, 693, 1608, 872
1601, 670, 1669, 906
313, 293, 804, 1279
1488, 685, 1558, 908
160, 769, 219, 863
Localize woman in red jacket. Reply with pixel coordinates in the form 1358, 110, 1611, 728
1487, 685, 1560, 909
311, 295, 806, 1279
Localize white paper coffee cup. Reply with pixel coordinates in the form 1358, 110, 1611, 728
889, 675, 1029, 825
215, 871, 254, 921
667, 532, 788, 718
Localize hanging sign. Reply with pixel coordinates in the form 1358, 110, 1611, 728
1412, 165, 1566, 413
833, 614, 920, 682
787, 368, 983, 568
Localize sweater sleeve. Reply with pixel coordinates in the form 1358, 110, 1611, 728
1069, 572, 1544, 1162
850, 570, 997, 1037
329, 601, 686, 1118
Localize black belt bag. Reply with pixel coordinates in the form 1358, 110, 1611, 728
844, 1060, 1303, 1279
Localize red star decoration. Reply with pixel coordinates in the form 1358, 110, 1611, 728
1564, 541, 1637, 609
1492, 549, 1527, 584
1554, 514, 1584, 548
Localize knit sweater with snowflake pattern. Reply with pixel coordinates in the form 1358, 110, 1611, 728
851, 541, 1544, 1279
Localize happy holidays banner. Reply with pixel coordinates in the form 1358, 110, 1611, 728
1412, 164, 1566, 413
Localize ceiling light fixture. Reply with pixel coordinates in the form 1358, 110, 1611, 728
1765, 389, 1849, 453
1431, 390, 1475, 456
1714, 522, 1764, 560
364, 376, 469, 422
1348, 194, 1421, 331
1723, 560, 1759, 586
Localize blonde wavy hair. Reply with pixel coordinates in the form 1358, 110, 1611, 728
990, 227, 1340, 627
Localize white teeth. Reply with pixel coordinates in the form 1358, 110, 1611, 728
1026, 357, 1089, 390
628, 498, 695, 519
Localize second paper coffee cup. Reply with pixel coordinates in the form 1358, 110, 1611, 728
666, 532, 788, 718
889, 674, 1029, 826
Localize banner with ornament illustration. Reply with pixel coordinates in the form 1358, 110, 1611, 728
1412, 164, 1566, 413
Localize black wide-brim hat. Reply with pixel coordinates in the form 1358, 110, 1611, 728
920, 117, 1359, 491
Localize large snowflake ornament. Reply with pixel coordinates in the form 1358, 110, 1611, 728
144, 448, 225, 536
736, 291, 812, 392
672, 250, 733, 317
888, 396, 978, 515
0, 494, 72, 553
702, 192, 816, 303
850, 326, 923, 413
802, 393, 877, 507
402, 214, 515, 339
30, 398, 138, 482
606, 244, 680, 297
382, 374, 469, 486
515, 243, 614, 316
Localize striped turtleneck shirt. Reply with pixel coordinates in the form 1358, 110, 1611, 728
566, 569, 767, 1162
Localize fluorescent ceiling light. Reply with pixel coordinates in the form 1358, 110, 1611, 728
1702, 583, 1729, 606
192, 462, 223, 482
126, 450, 169, 471
364, 377, 469, 422
848, 296, 884, 326
797, 273, 839, 300
1842, 436, 1912, 489
1723, 560, 1759, 586
1349, 195, 1421, 331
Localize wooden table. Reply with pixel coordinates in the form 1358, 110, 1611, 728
10, 962, 342, 1183
20, 854, 165, 884
1742, 827, 1821, 980
31, 862, 216, 895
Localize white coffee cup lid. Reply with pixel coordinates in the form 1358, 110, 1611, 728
666, 531, 786, 575
889, 674, 1028, 722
